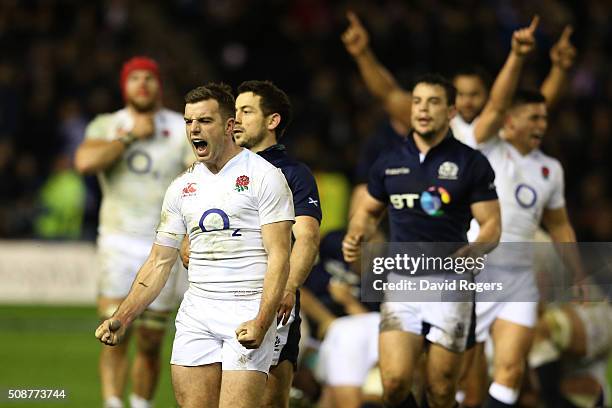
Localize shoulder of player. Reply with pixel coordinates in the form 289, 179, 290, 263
171, 162, 199, 184
532, 151, 565, 178
87, 110, 123, 126
156, 108, 184, 122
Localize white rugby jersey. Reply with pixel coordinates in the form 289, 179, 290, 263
468, 133, 565, 267
85, 108, 193, 241
451, 115, 478, 147
157, 149, 295, 299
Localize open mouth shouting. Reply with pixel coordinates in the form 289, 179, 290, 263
192, 138, 209, 156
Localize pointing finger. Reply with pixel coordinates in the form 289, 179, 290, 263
528, 15, 540, 32
560, 25, 573, 43
346, 10, 361, 27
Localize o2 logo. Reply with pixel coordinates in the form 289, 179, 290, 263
199, 208, 241, 236
126, 150, 152, 174
515, 184, 537, 209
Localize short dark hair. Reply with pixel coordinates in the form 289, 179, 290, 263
412, 74, 457, 105
237, 80, 292, 138
453, 66, 492, 90
511, 89, 546, 109
184, 82, 235, 121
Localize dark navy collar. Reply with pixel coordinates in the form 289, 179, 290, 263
405, 130, 455, 156
258, 144, 286, 154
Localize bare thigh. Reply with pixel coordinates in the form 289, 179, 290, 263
219, 370, 268, 408
171, 363, 222, 408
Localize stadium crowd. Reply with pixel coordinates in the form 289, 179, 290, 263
0, 0, 610, 241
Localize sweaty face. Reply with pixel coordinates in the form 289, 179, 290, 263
505, 103, 548, 152
184, 99, 232, 164
233, 92, 268, 149
124, 70, 160, 112
453, 75, 487, 123
410, 83, 454, 139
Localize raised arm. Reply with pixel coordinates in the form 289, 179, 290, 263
474, 16, 539, 144
342, 191, 386, 263
95, 243, 180, 345
74, 113, 154, 174
540, 26, 576, 110
236, 220, 292, 348
277, 215, 321, 325
341, 11, 412, 129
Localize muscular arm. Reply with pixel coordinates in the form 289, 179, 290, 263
299, 287, 338, 339
342, 11, 412, 129
74, 139, 128, 174
540, 26, 576, 110
343, 191, 386, 262
256, 220, 293, 328
542, 207, 587, 289
286, 216, 320, 292
112, 243, 179, 327
475, 16, 539, 144
469, 199, 502, 255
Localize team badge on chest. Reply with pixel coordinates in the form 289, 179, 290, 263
235, 175, 250, 192
438, 161, 459, 180
541, 166, 549, 180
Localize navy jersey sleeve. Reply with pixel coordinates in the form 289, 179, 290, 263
468, 151, 498, 203
287, 163, 322, 223
367, 155, 389, 203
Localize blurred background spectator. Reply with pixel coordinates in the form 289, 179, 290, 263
0, 0, 610, 241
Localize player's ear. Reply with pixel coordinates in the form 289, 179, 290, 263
267, 113, 281, 132
448, 104, 457, 120
225, 117, 235, 136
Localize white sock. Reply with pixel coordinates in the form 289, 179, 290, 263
489, 382, 519, 405
455, 390, 466, 403
129, 394, 152, 408
104, 396, 123, 408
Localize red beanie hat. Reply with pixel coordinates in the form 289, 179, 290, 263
120, 56, 161, 100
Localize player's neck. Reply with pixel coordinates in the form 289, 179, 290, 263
250, 133, 278, 153
413, 127, 448, 154
507, 138, 534, 156
205, 144, 244, 174
126, 103, 160, 115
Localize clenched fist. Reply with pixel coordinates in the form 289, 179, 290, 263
235, 319, 267, 349
95, 318, 127, 346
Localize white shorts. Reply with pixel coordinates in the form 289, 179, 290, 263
574, 303, 612, 360
475, 301, 538, 343
475, 266, 539, 342
380, 301, 473, 353
97, 234, 184, 312
270, 304, 296, 366
170, 289, 276, 373
316, 312, 380, 386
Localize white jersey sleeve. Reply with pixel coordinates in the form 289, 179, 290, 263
256, 168, 295, 226
546, 160, 566, 210
157, 179, 187, 235
85, 113, 119, 141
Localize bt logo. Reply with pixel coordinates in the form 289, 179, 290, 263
390, 187, 451, 216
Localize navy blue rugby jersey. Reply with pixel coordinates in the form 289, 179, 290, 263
368, 131, 497, 242
257, 144, 322, 223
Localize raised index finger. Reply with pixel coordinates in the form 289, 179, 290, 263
346, 10, 362, 28
528, 15, 540, 32
560, 25, 573, 43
